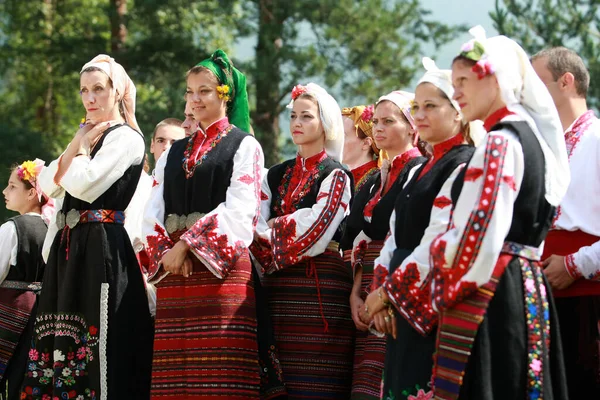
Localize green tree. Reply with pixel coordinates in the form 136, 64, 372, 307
249, 0, 463, 166
491, 0, 600, 107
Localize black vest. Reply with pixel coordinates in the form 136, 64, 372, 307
62, 124, 145, 213
340, 156, 426, 250
7, 214, 47, 282
451, 121, 553, 247
267, 156, 353, 240
393, 145, 475, 254
164, 127, 250, 215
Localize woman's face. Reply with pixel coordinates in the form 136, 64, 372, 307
80, 71, 119, 124
2, 169, 34, 214
413, 83, 462, 146
372, 101, 413, 154
452, 59, 499, 122
342, 116, 370, 166
186, 70, 227, 126
289, 97, 325, 147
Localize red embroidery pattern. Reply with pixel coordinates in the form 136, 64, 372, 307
371, 263, 388, 291
351, 160, 379, 192
269, 170, 347, 270
182, 118, 233, 179
250, 236, 274, 273
145, 224, 174, 278
432, 134, 510, 309
502, 175, 517, 191
238, 174, 254, 185
384, 262, 437, 335
180, 214, 246, 278
316, 192, 329, 202
352, 239, 368, 269
251, 148, 261, 229
418, 133, 465, 179
261, 191, 269, 201
152, 178, 159, 187
564, 254, 582, 280
464, 167, 484, 182
433, 196, 453, 209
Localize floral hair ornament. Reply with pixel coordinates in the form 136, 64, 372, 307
459, 25, 495, 80
216, 84, 231, 102
16, 159, 44, 183
361, 104, 374, 123
341, 104, 378, 154
291, 85, 308, 100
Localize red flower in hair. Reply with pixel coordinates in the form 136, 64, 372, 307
361, 104, 374, 123
291, 85, 308, 100
472, 59, 495, 80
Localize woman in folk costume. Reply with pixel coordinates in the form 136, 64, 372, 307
21, 55, 153, 399
360, 58, 475, 400
143, 49, 267, 399
342, 105, 379, 191
425, 27, 570, 399
251, 83, 354, 399
340, 93, 426, 400
0, 160, 53, 400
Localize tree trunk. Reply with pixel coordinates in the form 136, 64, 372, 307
253, 0, 286, 167
110, 0, 128, 56
42, 0, 56, 137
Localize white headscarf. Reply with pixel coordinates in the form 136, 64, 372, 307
460, 26, 570, 206
287, 82, 344, 162
418, 57, 461, 112
81, 54, 140, 132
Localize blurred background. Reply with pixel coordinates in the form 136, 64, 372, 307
0, 0, 598, 220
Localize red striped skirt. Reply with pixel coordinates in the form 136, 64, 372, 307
351, 240, 386, 400
151, 253, 260, 399
263, 250, 355, 399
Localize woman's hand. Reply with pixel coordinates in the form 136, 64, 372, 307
161, 241, 191, 276
79, 121, 117, 156
360, 286, 388, 324
350, 291, 369, 331
372, 308, 396, 339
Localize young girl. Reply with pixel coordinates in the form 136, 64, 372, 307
0, 159, 52, 400
252, 82, 354, 399
340, 93, 426, 400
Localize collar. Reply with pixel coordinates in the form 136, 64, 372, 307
195, 116, 230, 138
390, 147, 421, 171
565, 109, 596, 135
351, 159, 378, 177
483, 106, 515, 131
296, 149, 328, 171
431, 132, 465, 161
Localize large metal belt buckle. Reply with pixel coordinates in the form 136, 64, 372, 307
56, 211, 66, 230
165, 214, 181, 234
66, 209, 81, 229
185, 212, 205, 229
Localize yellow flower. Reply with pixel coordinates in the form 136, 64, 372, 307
216, 85, 231, 101
20, 160, 37, 181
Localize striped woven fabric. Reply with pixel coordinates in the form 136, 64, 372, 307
432, 254, 512, 400
263, 250, 355, 399
0, 288, 36, 380
151, 253, 260, 399
351, 240, 386, 400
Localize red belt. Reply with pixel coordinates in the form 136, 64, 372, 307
542, 230, 600, 297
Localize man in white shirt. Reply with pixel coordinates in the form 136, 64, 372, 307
533, 47, 600, 398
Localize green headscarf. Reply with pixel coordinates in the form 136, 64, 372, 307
195, 49, 250, 133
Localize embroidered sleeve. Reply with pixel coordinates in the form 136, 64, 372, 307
568, 241, 600, 281
371, 211, 396, 291
59, 126, 145, 204
382, 164, 466, 335
249, 169, 275, 271
430, 131, 525, 311
0, 221, 18, 284
180, 137, 264, 279
351, 231, 372, 278
263, 169, 351, 273
142, 147, 173, 282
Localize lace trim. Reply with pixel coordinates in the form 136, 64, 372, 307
99, 283, 109, 400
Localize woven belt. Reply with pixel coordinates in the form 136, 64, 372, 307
501, 241, 542, 261
56, 209, 125, 230
165, 213, 206, 234
0, 280, 42, 292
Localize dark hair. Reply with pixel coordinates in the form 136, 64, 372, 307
531, 47, 589, 97
152, 118, 184, 140
452, 55, 477, 67
186, 65, 220, 84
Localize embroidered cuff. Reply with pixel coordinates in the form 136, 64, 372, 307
249, 237, 274, 274
180, 232, 245, 280
565, 254, 583, 280
145, 226, 174, 282
370, 264, 388, 292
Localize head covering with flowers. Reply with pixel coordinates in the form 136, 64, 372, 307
15, 159, 55, 224
341, 105, 379, 154
456, 25, 569, 206
288, 83, 345, 162
194, 49, 250, 133
80, 54, 140, 132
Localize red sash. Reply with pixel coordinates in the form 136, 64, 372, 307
542, 230, 600, 297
